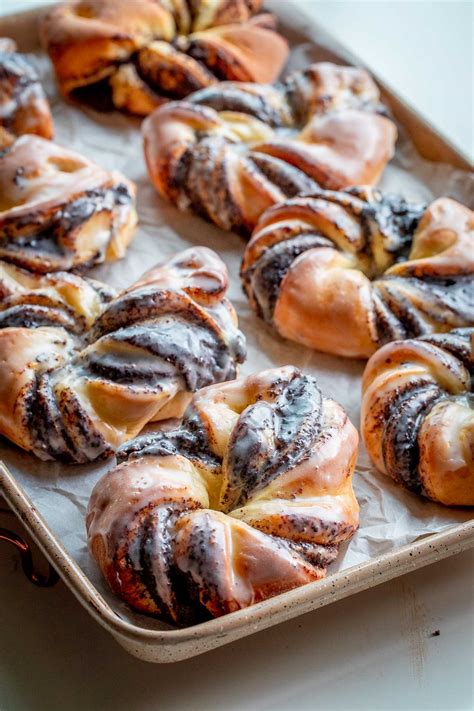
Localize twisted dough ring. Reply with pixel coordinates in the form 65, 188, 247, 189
0, 135, 137, 273
0, 247, 245, 462
41, 0, 288, 115
143, 62, 397, 236
241, 187, 474, 358
87, 366, 359, 624
0, 38, 53, 149
362, 329, 474, 506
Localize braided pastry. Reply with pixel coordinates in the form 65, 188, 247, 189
0, 38, 53, 149
0, 135, 137, 272
41, 0, 288, 115
241, 188, 474, 358
362, 329, 474, 506
87, 365, 359, 624
0, 247, 246, 462
143, 62, 397, 236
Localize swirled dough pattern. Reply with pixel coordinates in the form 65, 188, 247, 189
143, 62, 397, 236
41, 0, 288, 115
241, 187, 474, 357
362, 328, 474, 506
0, 135, 137, 272
0, 258, 115, 333
87, 366, 359, 624
0, 247, 246, 462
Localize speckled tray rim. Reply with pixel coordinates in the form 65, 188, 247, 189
1, 5, 473, 664
2, 462, 474, 663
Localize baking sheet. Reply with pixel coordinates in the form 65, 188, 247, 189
1, 2, 473, 632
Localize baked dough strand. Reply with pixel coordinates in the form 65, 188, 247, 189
0, 38, 53, 148
0, 259, 115, 333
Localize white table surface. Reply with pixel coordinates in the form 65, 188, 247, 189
1, 2, 473, 710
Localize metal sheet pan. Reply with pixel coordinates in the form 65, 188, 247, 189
1, 4, 473, 663
2, 463, 473, 663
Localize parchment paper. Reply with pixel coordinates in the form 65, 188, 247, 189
1, 2, 472, 630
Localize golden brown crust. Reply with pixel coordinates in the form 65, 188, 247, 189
183, 22, 287, 84
241, 189, 474, 358
0, 135, 137, 272
143, 62, 397, 236
0, 38, 54, 147
361, 329, 474, 506
87, 366, 359, 624
0, 247, 246, 462
41, 0, 288, 114
0, 259, 115, 332
257, 109, 395, 188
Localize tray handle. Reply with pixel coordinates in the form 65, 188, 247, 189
0, 509, 59, 588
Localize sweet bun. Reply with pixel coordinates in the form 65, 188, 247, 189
0, 247, 246, 462
241, 188, 474, 357
362, 329, 474, 506
143, 62, 396, 235
0, 135, 137, 272
87, 366, 359, 624
41, 0, 288, 114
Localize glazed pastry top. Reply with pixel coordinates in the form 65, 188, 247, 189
88, 366, 359, 624
0, 247, 246, 462
0, 135, 137, 272
0, 259, 115, 332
